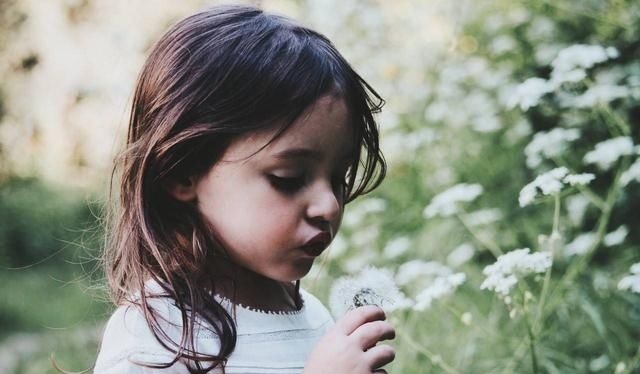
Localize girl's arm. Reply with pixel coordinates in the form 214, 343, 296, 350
304, 305, 395, 374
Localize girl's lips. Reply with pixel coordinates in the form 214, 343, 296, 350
300, 231, 332, 257
300, 244, 326, 257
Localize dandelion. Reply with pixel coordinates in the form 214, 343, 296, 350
524, 128, 581, 168
603, 225, 628, 247
507, 77, 554, 111
383, 236, 411, 259
423, 183, 483, 218
620, 158, 640, 186
329, 266, 410, 318
413, 272, 466, 311
447, 243, 476, 268
480, 248, 552, 297
617, 263, 640, 294
564, 232, 597, 256
583, 136, 635, 170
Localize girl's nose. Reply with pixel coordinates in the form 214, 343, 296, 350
305, 181, 342, 227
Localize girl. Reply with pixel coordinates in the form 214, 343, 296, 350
94, 4, 395, 374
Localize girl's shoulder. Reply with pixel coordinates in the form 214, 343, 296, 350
94, 281, 213, 373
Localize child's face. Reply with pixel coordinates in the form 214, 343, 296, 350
194, 95, 355, 282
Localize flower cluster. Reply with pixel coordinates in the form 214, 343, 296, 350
519, 167, 595, 207
413, 272, 466, 311
524, 127, 580, 168
480, 248, 552, 297
508, 44, 620, 111
423, 183, 483, 218
583, 136, 636, 170
617, 263, 640, 294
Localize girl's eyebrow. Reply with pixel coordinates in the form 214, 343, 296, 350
272, 147, 356, 162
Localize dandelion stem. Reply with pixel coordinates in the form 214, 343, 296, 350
456, 212, 503, 257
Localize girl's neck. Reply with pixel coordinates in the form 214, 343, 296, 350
208, 258, 302, 313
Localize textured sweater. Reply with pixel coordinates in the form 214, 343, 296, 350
94, 281, 334, 373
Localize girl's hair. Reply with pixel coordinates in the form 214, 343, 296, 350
105, 4, 386, 373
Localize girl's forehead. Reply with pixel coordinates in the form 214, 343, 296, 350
226, 96, 357, 163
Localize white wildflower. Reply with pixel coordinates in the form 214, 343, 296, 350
615, 362, 627, 374
550, 68, 587, 87
518, 167, 568, 207
589, 355, 610, 372
382, 236, 411, 259
571, 84, 630, 107
563, 173, 595, 186
508, 77, 554, 111
342, 198, 387, 227
480, 248, 552, 297
464, 208, 503, 226
524, 128, 580, 168
447, 243, 476, 268
460, 312, 473, 325
423, 183, 483, 218
564, 232, 597, 256
603, 225, 628, 247
329, 266, 410, 318
413, 272, 466, 311
584, 136, 635, 170
520, 167, 595, 207
617, 262, 640, 294
620, 158, 640, 186
566, 194, 590, 226
396, 260, 453, 286
551, 44, 619, 76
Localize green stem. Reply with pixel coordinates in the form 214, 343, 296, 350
456, 212, 503, 258
524, 311, 540, 374
400, 333, 460, 374
552, 193, 560, 235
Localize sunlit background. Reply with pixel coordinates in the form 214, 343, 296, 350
1, 0, 639, 373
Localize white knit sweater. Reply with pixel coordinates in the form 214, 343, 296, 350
94, 281, 334, 374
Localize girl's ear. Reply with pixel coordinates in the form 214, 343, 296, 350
166, 177, 198, 202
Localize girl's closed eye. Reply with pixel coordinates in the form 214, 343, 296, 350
268, 174, 306, 193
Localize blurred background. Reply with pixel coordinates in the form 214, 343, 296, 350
0, 0, 638, 373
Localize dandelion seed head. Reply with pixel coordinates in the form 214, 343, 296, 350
329, 266, 410, 318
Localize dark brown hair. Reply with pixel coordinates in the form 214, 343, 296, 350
105, 4, 386, 373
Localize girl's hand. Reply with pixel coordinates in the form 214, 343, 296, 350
304, 305, 396, 374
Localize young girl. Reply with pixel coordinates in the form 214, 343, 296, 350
94, 4, 395, 374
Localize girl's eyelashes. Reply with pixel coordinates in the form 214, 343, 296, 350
268, 174, 306, 193
267, 173, 349, 195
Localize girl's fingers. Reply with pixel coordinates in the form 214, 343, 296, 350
365, 344, 395, 370
335, 305, 386, 335
350, 320, 395, 350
